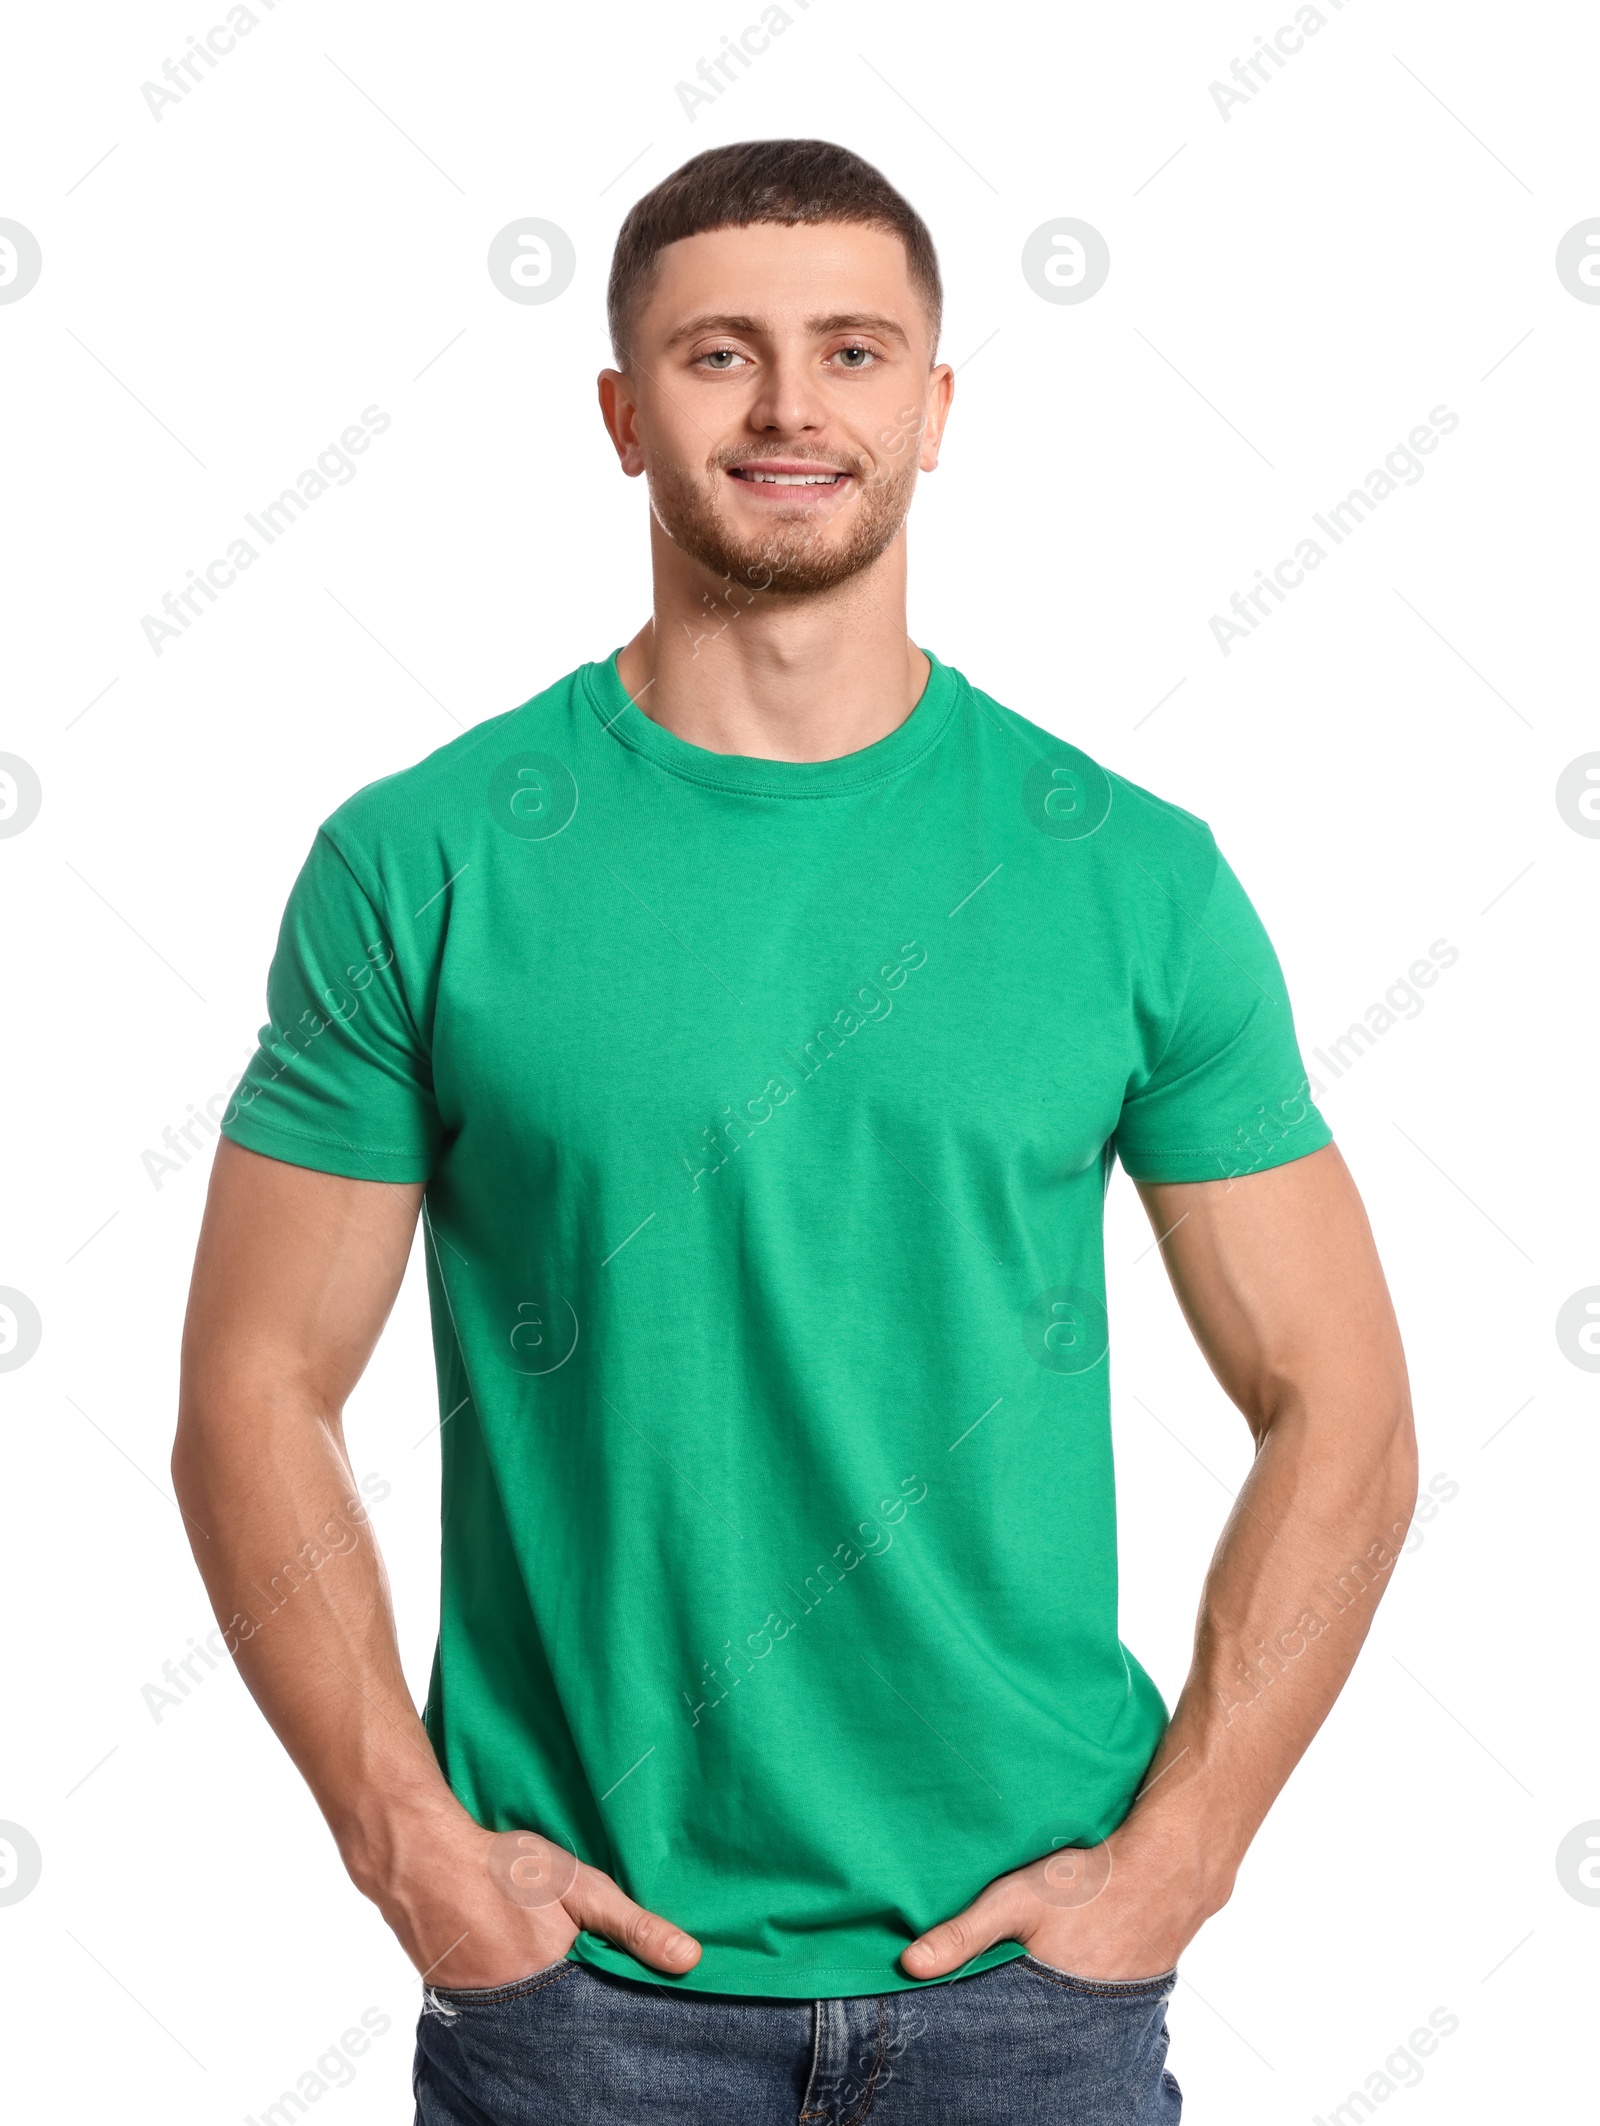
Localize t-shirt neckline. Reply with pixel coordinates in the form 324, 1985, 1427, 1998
581, 646, 960, 798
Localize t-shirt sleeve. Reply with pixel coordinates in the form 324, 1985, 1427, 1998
1113, 845, 1331, 1185
220, 827, 440, 1184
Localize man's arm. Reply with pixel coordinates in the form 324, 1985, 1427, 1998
902, 1142, 1418, 1980
172, 1137, 701, 1987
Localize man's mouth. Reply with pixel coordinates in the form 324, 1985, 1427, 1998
727, 461, 850, 488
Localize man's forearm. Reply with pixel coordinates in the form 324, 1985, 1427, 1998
1114, 1384, 1418, 1909
171, 1385, 453, 1875
176, 1145, 701, 1989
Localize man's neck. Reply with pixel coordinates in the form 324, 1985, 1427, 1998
615, 527, 929, 764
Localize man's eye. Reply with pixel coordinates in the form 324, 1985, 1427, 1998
700, 349, 745, 369
833, 346, 876, 368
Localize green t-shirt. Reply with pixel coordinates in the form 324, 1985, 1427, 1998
222, 650, 1330, 1999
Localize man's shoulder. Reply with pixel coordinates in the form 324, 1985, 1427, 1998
961, 673, 1222, 904
318, 660, 595, 856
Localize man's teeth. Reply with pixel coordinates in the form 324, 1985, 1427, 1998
740, 470, 841, 484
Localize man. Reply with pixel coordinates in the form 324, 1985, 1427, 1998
174, 140, 1416, 2124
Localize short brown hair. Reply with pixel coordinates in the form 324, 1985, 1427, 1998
607, 138, 942, 366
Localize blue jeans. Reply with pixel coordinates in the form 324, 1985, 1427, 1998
413, 1952, 1181, 2123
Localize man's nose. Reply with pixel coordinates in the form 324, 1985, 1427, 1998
747, 349, 827, 434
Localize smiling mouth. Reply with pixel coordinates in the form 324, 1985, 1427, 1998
727, 465, 849, 487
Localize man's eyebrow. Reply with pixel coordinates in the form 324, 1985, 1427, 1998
662, 311, 912, 349
662, 313, 764, 347
806, 312, 910, 347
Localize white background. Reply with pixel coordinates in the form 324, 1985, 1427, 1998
2, 1, 1595, 2120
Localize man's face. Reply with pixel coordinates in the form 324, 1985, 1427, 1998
601, 221, 953, 597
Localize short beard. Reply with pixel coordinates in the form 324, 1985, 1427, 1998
646, 443, 918, 599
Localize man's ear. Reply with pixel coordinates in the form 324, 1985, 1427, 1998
918, 364, 956, 475
598, 370, 646, 477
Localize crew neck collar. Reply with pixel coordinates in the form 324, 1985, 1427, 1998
581, 648, 961, 798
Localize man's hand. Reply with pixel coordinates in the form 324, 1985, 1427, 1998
347, 1791, 700, 1989
902, 1808, 1215, 1983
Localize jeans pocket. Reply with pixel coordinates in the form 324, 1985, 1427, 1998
425, 1955, 578, 2011
1020, 1952, 1177, 1998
